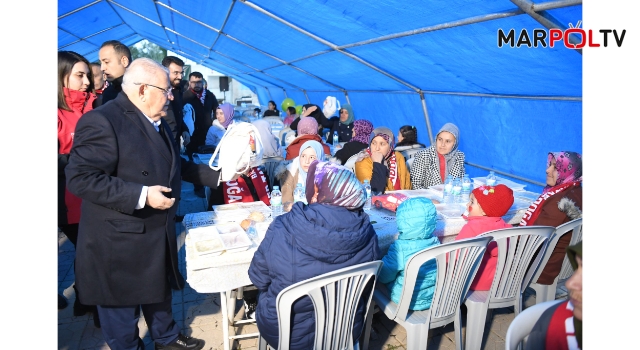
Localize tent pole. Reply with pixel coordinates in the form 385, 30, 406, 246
532, 0, 582, 11
283, 89, 287, 98
267, 88, 273, 100
344, 91, 351, 105
510, 0, 583, 54
464, 162, 546, 187
58, 0, 101, 19
209, 0, 238, 50
419, 92, 434, 146
303, 91, 311, 103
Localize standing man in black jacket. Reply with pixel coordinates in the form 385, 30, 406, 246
99, 40, 131, 105
161, 56, 190, 145
182, 72, 218, 197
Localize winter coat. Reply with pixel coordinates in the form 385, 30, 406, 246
205, 119, 226, 148
410, 145, 466, 189
285, 134, 331, 160
378, 198, 440, 310
534, 186, 582, 284
183, 88, 218, 153
354, 151, 411, 194
248, 202, 381, 349
327, 117, 354, 143
455, 216, 512, 291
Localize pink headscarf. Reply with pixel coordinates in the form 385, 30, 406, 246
218, 103, 235, 129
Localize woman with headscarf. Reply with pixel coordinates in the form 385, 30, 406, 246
332, 119, 374, 165
204, 102, 235, 149
520, 151, 582, 285
327, 104, 355, 143
410, 122, 466, 189
284, 116, 331, 160
277, 140, 326, 204
525, 241, 582, 350
251, 119, 282, 158
249, 160, 381, 350
289, 103, 333, 136
354, 126, 411, 194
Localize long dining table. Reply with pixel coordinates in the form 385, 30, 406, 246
182, 180, 538, 350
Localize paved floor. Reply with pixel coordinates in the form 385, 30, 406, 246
58, 180, 567, 350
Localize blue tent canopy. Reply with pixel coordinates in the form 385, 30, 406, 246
58, 0, 583, 192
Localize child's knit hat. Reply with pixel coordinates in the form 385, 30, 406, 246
472, 184, 514, 217
298, 116, 319, 135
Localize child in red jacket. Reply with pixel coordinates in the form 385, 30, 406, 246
455, 184, 514, 291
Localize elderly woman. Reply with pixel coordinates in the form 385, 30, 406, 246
410, 122, 466, 189
251, 119, 282, 159
249, 160, 381, 350
332, 119, 374, 165
204, 102, 235, 149
276, 140, 326, 204
284, 116, 331, 160
354, 126, 411, 194
520, 151, 582, 285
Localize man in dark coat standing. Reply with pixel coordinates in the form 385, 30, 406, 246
161, 55, 190, 144
182, 71, 218, 197
65, 58, 222, 350
98, 40, 131, 105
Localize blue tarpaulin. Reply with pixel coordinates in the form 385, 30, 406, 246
58, 0, 583, 192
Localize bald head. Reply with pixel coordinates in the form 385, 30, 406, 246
122, 58, 173, 121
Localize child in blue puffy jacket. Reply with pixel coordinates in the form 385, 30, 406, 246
378, 197, 440, 310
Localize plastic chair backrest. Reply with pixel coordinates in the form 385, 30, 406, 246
343, 154, 359, 173
260, 156, 285, 191
263, 117, 285, 138
391, 236, 492, 326
274, 261, 382, 350
555, 218, 583, 282
479, 226, 555, 303
399, 148, 424, 172
279, 127, 293, 146
505, 299, 564, 350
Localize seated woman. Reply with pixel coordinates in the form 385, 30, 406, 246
354, 126, 411, 194
251, 119, 282, 159
520, 151, 582, 285
276, 140, 326, 204
332, 119, 374, 165
204, 102, 235, 151
289, 103, 333, 136
394, 125, 426, 152
262, 100, 280, 117
283, 106, 297, 127
284, 117, 331, 160
327, 104, 355, 143
410, 122, 466, 189
248, 160, 381, 350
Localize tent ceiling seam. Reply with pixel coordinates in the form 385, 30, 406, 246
209, 0, 237, 50
238, 0, 421, 92
107, 0, 173, 44
154, 1, 221, 33
58, 0, 102, 19
59, 24, 128, 49
75, 33, 140, 58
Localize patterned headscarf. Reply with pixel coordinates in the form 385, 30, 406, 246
305, 160, 366, 210
339, 104, 355, 125
351, 119, 373, 144
548, 151, 582, 186
218, 103, 235, 129
370, 126, 395, 159
297, 116, 319, 135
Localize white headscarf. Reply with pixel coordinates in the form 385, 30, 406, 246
287, 140, 326, 187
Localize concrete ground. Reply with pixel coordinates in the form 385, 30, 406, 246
58, 180, 567, 350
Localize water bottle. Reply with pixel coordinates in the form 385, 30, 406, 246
246, 221, 258, 240
333, 131, 339, 146
461, 174, 472, 202
363, 179, 372, 210
452, 177, 462, 203
486, 171, 497, 187
293, 183, 306, 204
270, 186, 282, 216
443, 174, 454, 204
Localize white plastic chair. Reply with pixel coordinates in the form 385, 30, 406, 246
263, 117, 285, 139
528, 218, 582, 304
343, 154, 359, 173
363, 236, 492, 350
259, 156, 285, 191
278, 127, 294, 146
505, 299, 564, 350
464, 226, 555, 350
258, 260, 383, 350
399, 148, 425, 173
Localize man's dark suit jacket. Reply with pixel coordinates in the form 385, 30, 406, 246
66, 92, 221, 306
183, 88, 218, 154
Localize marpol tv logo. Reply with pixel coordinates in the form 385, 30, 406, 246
497, 21, 626, 49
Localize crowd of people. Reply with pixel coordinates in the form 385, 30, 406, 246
58, 40, 583, 350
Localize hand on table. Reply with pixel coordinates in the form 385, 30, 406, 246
146, 185, 175, 210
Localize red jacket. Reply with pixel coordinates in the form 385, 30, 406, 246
455, 216, 511, 291
58, 88, 96, 225
284, 134, 331, 160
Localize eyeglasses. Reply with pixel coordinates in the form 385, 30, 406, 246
134, 82, 173, 97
